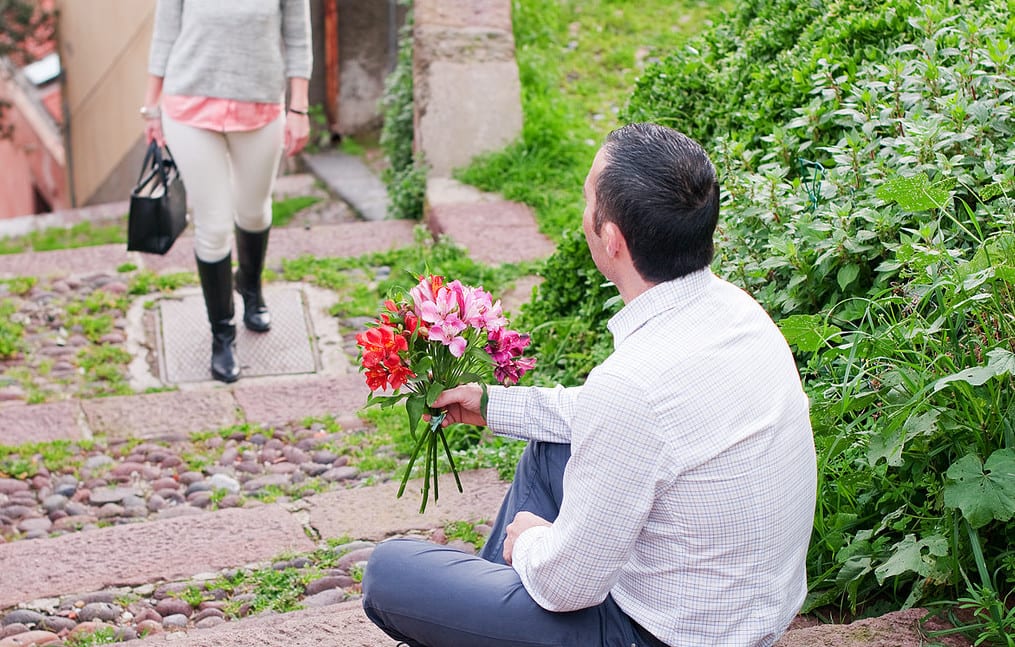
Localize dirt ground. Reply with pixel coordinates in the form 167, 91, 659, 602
776, 608, 973, 646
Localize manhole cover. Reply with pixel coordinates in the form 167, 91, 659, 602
157, 286, 319, 384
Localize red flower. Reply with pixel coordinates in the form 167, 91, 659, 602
356, 323, 414, 391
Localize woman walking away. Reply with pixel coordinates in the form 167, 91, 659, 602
142, 0, 312, 382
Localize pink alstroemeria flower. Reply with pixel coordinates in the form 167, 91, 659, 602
428, 314, 468, 357
486, 328, 536, 385
461, 287, 507, 331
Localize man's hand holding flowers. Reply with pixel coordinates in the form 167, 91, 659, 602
356, 274, 535, 512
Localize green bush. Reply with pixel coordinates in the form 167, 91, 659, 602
517, 230, 619, 386
616, 0, 1015, 631
380, 4, 428, 220
624, 0, 924, 149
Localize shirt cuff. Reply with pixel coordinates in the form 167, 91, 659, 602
511, 525, 555, 607
486, 385, 528, 441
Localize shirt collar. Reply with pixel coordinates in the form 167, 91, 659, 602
607, 268, 715, 347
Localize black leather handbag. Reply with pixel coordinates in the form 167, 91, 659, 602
127, 141, 188, 255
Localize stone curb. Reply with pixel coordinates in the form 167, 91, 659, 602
0, 505, 314, 609
0, 220, 421, 280
118, 600, 389, 647
0, 469, 506, 609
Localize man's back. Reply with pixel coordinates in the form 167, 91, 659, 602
567, 269, 816, 646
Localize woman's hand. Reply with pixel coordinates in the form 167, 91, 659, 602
284, 111, 310, 157
144, 119, 164, 147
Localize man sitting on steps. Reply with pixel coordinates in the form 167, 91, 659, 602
361, 123, 817, 647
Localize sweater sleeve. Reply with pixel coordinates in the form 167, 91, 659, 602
148, 0, 182, 76
282, 0, 313, 79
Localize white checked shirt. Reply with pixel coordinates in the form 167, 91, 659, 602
487, 269, 816, 647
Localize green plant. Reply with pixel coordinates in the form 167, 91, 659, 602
174, 585, 209, 608
2, 276, 36, 295
272, 195, 323, 228
0, 439, 88, 478
380, 2, 428, 220
63, 626, 118, 647
348, 562, 364, 584
247, 567, 311, 614
956, 585, 1015, 647
0, 220, 127, 255
452, 435, 526, 481
0, 299, 25, 359
127, 270, 196, 295
76, 345, 132, 397
784, 228, 1015, 618
303, 103, 333, 153
444, 520, 487, 551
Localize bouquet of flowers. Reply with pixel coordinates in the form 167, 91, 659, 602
356, 274, 536, 512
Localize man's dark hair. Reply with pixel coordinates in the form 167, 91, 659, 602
594, 123, 720, 283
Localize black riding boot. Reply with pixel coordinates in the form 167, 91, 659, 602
234, 226, 271, 332
196, 254, 240, 383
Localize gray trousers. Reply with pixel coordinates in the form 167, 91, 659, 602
361, 442, 663, 647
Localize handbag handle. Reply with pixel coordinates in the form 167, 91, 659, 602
136, 141, 179, 188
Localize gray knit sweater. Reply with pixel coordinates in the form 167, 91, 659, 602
148, 0, 312, 104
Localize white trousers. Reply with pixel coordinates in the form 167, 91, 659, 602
162, 114, 285, 262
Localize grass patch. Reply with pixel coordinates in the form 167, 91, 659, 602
63, 626, 118, 647
0, 220, 128, 255
445, 520, 488, 551
0, 299, 25, 359
0, 439, 95, 478
458, 0, 728, 239
127, 270, 196, 295
272, 195, 324, 228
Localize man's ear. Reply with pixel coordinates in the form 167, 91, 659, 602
601, 221, 625, 258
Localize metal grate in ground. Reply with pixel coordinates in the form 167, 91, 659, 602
157, 286, 319, 384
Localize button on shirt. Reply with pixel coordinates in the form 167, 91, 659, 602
486, 269, 817, 647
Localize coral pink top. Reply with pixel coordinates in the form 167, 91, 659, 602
162, 95, 282, 132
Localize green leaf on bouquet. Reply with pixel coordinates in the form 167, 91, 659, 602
426, 382, 445, 407
366, 393, 400, 408
406, 394, 425, 439
414, 354, 433, 375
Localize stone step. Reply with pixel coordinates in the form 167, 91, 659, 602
0, 220, 419, 280
0, 373, 371, 448
0, 468, 508, 608
116, 600, 390, 647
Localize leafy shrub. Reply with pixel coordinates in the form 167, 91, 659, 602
624, 0, 924, 149
525, 0, 1015, 629
517, 230, 618, 386
380, 3, 428, 220
785, 230, 1015, 624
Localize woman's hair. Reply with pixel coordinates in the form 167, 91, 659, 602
594, 123, 720, 283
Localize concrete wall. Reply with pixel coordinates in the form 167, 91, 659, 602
56, 0, 155, 207
336, 0, 403, 135
54, 0, 401, 210
412, 0, 522, 177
